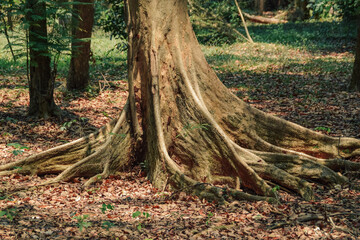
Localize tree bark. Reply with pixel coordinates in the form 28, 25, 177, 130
26, 0, 59, 118
255, 0, 265, 14
7, 10, 13, 31
67, 0, 95, 91
2, 0, 360, 203
349, 23, 360, 92
293, 0, 309, 20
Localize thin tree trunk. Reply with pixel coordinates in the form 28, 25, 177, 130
234, 0, 253, 43
294, 0, 309, 20
7, 10, 13, 31
255, 0, 265, 14
1, 16, 16, 62
349, 24, 360, 92
26, 0, 58, 118
67, 0, 95, 91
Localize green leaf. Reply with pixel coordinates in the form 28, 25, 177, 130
132, 211, 141, 218
102, 220, 115, 230
7, 143, 21, 148
272, 185, 280, 192
100, 203, 107, 214
136, 223, 142, 231
13, 150, 25, 156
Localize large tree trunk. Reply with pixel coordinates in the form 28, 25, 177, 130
349, 24, 360, 92
2, 0, 360, 202
67, 0, 95, 91
26, 0, 59, 118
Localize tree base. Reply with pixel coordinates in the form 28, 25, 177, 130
1, 0, 359, 203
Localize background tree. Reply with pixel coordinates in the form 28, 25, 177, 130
349, 23, 360, 92
293, 0, 309, 20
1, 0, 360, 202
67, 0, 95, 91
0, 0, 16, 62
26, 0, 59, 118
255, 0, 265, 14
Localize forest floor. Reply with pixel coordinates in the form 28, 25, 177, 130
1, 21, 360, 239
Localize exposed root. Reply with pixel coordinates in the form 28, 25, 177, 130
249, 162, 314, 200
170, 39, 275, 197
149, 45, 276, 202
0, 103, 134, 188
249, 151, 347, 184
1, 0, 359, 204
0, 116, 117, 174
83, 161, 110, 188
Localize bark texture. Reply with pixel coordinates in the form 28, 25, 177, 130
3, 0, 360, 203
255, 0, 265, 14
292, 0, 309, 20
349, 24, 360, 92
27, 0, 59, 118
67, 0, 95, 91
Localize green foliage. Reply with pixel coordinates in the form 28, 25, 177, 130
0, 192, 13, 201
99, 0, 127, 50
132, 211, 150, 231
0, 0, 82, 82
248, 20, 357, 51
272, 185, 280, 193
100, 203, 114, 214
205, 212, 214, 225
72, 213, 92, 232
100, 203, 115, 230
314, 126, 331, 133
101, 220, 115, 230
342, 149, 350, 154
109, 132, 127, 138
85, 84, 98, 96
190, 0, 241, 45
60, 119, 77, 131
307, 0, 359, 20
7, 142, 29, 156
0, 207, 17, 221
337, 0, 360, 20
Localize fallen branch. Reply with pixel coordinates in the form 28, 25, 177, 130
243, 12, 287, 24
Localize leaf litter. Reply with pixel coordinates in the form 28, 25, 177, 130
0, 45, 360, 239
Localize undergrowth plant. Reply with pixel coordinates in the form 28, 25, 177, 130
71, 213, 92, 232
6, 143, 29, 156
132, 211, 150, 231
0, 207, 17, 221
205, 212, 214, 225
100, 203, 115, 231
